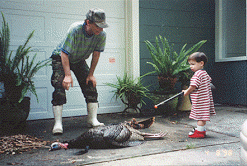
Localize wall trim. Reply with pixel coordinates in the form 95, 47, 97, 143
125, 0, 140, 79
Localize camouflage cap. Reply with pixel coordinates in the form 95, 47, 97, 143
86, 8, 109, 28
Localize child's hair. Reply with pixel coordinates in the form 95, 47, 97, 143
188, 52, 208, 65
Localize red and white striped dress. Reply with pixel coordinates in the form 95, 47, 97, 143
189, 70, 216, 121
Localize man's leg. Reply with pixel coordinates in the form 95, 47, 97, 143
52, 105, 63, 134
51, 56, 66, 134
72, 60, 104, 127
87, 102, 104, 127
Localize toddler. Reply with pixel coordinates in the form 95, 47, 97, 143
183, 52, 216, 138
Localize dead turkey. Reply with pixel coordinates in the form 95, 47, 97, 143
49, 117, 166, 153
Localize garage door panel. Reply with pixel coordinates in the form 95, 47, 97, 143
1, 12, 45, 44
88, 50, 125, 76
1, 1, 82, 15
81, 0, 125, 19
0, 0, 126, 120
28, 51, 50, 78
45, 0, 85, 9
7, 47, 50, 79
50, 17, 82, 43
10, 14, 45, 42
0, 0, 125, 17
62, 87, 89, 117
98, 86, 122, 105
64, 87, 87, 117
105, 19, 125, 49
8, 0, 44, 5
28, 87, 49, 120
0, 1, 44, 12
0, 12, 47, 47
49, 17, 126, 48
66, 87, 85, 105
97, 86, 125, 114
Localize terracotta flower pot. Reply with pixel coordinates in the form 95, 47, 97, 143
4, 82, 25, 103
127, 94, 141, 107
0, 97, 31, 129
178, 85, 192, 111
158, 76, 177, 90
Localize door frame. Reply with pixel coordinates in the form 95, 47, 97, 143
125, 0, 140, 79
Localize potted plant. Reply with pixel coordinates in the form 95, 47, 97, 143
105, 73, 152, 114
0, 13, 51, 127
144, 35, 206, 114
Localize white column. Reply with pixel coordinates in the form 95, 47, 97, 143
125, 0, 140, 80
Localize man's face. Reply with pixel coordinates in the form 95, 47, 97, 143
90, 22, 103, 35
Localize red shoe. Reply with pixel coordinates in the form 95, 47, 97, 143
189, 128, 206, 136
189, 129, 205, 138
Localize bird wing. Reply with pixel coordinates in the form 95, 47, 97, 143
103, 124, 133, 147
103, 124, 145, 147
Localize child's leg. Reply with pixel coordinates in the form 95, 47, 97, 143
197, 120, 206, 131
197, 120, 206, 126
189, 120, 206, 138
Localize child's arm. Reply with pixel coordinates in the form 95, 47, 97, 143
182, 85, 196, 96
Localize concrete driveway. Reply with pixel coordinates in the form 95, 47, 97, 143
0, 105, 246, 165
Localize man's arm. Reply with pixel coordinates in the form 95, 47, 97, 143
86, 51, 100, 87
61, 51, 73, 90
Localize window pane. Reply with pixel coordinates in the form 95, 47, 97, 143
222, 0, 246, 58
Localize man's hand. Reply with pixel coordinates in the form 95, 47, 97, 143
86, 75, 97, 87
62, 75, 73, 90
61, 51, 73, 90
87, 51, 100, 88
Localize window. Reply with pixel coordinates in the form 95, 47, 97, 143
215, 0, 246, 62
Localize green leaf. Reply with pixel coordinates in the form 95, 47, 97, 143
1, 13, 51, 103
145, 35, 206, 80
104, 73, 153, 106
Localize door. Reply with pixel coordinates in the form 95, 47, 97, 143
0, 0, 126, 120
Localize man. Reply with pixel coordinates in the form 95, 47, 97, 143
51, 8, 109, 134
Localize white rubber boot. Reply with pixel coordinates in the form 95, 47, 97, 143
52, 105, 63, 134
87, 103, 104, 127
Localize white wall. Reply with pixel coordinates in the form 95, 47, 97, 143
0, 0, 138, 120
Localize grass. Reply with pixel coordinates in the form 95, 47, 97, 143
186, 143, 196, 149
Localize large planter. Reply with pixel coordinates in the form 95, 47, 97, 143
121, 94, 142, 114
3, 79, 25, 103
152, 90, 179, 116
158, 76, 177, 90
127, 93, 141, 107
0, 97, 30, 129
178, 85, 192, 111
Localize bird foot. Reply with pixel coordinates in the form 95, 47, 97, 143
143, 131, 167, 139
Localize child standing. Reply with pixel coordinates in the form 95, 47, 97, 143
183, 52, 216, 138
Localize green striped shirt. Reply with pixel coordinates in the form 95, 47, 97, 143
53, 22, 106, 64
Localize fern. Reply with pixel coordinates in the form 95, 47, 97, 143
145, 35, 206, 78
104, 73, 153, 107
0, 12, 51, 103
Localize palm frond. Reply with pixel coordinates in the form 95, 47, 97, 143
1, 13, 51, 103
145, 35, 207, 79
104, 73, 153, 106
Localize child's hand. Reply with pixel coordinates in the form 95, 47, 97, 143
182, 90, 189, 96
182, 85, 196, 96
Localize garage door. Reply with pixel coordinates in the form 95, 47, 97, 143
0, 0, 126, 120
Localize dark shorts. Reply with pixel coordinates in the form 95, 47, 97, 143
51, 54, 98, 106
